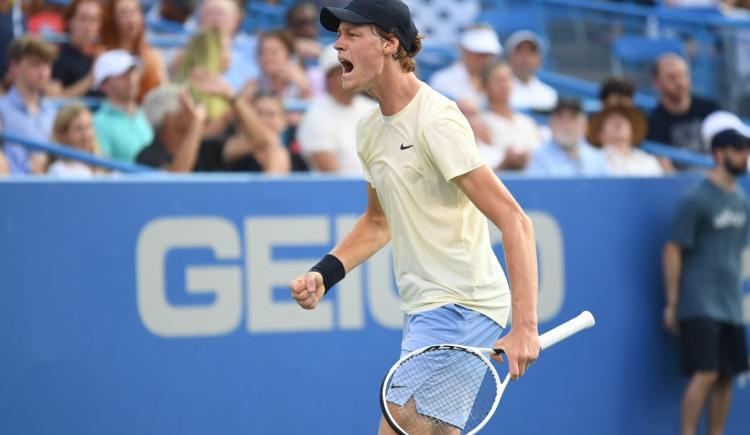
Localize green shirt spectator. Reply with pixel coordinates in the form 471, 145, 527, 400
93, 101, 153, 163
92, 49, 154, 163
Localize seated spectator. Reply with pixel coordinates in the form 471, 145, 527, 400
253, 89, 307, 171
48, 0, 102, 98
145, 0, 196, 34
27, 0, 65, 36
526, 99, 609, 177
587, 106, 664, 176
429, 25, 502, 104
138, 83, 290, 173
47, 104, 98, 177
480, 60, 543, 171
647, 53, 720, 165
297, 44, 376, 175
0, 36, 58, 174
137, 85, 206, 172
198, 0, 259, 93
506, 30, 558, 112
92, 49, 154, 163
176, 27, 234, 137
599, 77, 636, 109
285, 1, 322, 63
455, 98, 494, 162
101, 0, 166, 102
256, 29, 313, 101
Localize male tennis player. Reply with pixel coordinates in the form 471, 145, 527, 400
288, 0, 540, 432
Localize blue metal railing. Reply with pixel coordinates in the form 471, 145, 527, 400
2, 133, 155, 173
641, 141, 714, 168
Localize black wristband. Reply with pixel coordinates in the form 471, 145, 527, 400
310, 254, 346, 294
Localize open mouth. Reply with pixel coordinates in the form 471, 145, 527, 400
339, 58, 354, 74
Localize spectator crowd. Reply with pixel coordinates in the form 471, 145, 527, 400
0, 0, 749, 178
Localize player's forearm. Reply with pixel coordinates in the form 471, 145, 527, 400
454, 167, 539, 329
662, 242, 681, 308
331, 211, 390, 273
501, 212, 539, 330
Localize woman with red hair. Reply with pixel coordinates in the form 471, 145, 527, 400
101, 0, 166, 102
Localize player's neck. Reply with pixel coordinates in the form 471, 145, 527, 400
369, 70, 421, 117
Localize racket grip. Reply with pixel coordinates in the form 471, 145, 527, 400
539, 310, 595, 351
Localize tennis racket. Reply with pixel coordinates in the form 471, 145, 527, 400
379, 310, 596, 435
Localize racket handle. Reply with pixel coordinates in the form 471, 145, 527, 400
486, 311, 595, 356
539, 310, 595, 351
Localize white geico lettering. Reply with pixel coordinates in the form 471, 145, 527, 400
136, 214, 565, 337
136, 217, 242, 337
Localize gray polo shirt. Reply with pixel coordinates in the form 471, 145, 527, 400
670, 179, 750, 324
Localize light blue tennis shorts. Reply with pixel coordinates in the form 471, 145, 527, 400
386, 304, 503, 429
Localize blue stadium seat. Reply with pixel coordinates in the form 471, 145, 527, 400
610, 34, 684, 77
476, 6, 544, 40
243, 2, 289, 34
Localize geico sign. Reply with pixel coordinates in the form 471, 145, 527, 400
136, 213, 564, 337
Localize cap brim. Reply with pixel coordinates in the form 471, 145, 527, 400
320, 7, 372, 32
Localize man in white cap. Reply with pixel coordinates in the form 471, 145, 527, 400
297, 44, 376, 175
663, 120, 749, 435
429, 24, 502, 104
92, 49, 154, 164
505, 29, 558, 112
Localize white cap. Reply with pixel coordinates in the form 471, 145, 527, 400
93, 49, 141, 90
318, 44, 341, 75
701, 111, 750, 146
505, 29, 543, 54
461, 26, 502, 56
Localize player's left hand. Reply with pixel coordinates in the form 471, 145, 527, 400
492, 326, 540, 381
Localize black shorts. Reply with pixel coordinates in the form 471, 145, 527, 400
679, 318, 750, 377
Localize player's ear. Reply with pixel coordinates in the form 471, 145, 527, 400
383, 36, 399, 55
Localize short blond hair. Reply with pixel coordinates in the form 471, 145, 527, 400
7, 35, 57, 63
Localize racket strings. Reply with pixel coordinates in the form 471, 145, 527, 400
386, 349, 499, 434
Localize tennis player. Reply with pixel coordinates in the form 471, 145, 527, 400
288, 0, 540, 431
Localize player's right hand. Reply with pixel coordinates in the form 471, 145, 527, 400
289, 272, 325, 310
663, 305, 679, 335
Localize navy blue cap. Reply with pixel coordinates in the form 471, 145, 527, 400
712, 129, 750, 150
320, 0, 419, 52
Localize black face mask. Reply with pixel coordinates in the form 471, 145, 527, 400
724, 156, 748, 177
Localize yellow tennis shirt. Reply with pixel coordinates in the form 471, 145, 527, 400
356, 83, 511, 327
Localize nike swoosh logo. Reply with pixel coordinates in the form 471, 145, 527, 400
400, 144, 414, 150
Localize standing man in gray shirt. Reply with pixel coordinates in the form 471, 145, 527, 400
663, 128, 750, 435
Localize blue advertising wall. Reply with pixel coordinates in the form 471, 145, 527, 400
1, 176, 749, 435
